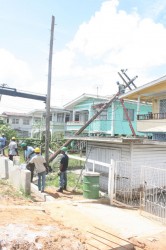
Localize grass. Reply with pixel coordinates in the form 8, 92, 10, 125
46, 171, 83, 192
0, 179, 31, 199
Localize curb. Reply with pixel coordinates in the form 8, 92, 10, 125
31, 183, 56, 202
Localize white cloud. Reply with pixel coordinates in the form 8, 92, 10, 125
0, 49, 33, 88
52, 0, 166, 105
0, 49, 47, 112
1, 0, 166, 111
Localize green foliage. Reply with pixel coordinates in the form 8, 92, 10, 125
18, 138, 42, 148
0, 124, 17, 142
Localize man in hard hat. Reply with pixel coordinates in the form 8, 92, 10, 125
8, 137, 19, 161
21, 142, 35, 182
57, 147, 69, 193
29, 147, 48, 192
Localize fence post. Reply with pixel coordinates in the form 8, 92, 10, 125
108, 159, 115, 205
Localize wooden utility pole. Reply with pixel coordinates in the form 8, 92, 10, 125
45, 16, 55, 165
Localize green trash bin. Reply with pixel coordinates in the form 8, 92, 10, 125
83, 172, 100, 199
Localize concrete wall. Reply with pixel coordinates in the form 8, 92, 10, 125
0, 156, 31, 195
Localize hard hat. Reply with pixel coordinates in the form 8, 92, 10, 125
12, 137, 16, 140
34, 147, 40, 153
21, 142, 27, 147
61, 147, 68, 152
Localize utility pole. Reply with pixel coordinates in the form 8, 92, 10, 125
45, 16, 55, 166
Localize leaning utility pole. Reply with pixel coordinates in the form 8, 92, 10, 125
45, 16, 55, 165
49, 92, 119, 162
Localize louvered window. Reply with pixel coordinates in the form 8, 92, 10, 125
160, 99, 166, 113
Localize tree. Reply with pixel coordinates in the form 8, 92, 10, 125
0, 124, 17, 143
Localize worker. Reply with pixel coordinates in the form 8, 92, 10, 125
21, 142, 35, 182
8, 137, 19, 161
29, 147, 48, 192
0, 133, 7, 155
117, 81, 125, 94
57, 147, 69, 193
0, 134, 5, 155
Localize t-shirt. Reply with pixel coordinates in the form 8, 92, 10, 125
0, 136, 6, 147
29, 154, 46, 173
25, 146, 35, 160
8, 141, 17, 155
60, 154, 69, 172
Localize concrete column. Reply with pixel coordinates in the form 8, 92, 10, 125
21, 170, 31, 195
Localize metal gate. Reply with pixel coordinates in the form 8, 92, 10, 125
113, 161, 166, 223
113, 161, 140, 207
140, 166, 166, 224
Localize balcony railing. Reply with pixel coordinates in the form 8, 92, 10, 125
137, 113, 166, 120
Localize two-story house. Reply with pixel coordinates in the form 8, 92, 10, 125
1, 107, 70, 140
64, 93, 152, 137
2, 112, 32, 137
120, 75, 166, 141
29, 107, 70, 140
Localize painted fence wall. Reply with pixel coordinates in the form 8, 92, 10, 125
0, 156, 31, 194
86, 140, 166, 192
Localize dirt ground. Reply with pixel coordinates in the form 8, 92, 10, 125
0, 181, 166, 250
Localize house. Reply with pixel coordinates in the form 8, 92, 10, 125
2, 112, 32, 137
29, 107, 70, 140
120, 75, 166, 141
64, 88, 166, 220
64, 93, 152, 137
2, 107, 70, 140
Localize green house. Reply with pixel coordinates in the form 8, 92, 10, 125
64, 93, 152, 137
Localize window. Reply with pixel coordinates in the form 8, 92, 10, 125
123, 109, 134, 121
23, 119, 30, 125
75, 113, 80, 122
57, 113, 64, 122
96, 109, 107, 120
160, 99, 166, 113
65, 114, 70, 122
12, 118, 19, 124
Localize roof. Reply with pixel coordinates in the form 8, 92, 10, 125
63, 93, 110, 109
2, 112, 31, 117
119, 75, 166, 102
65, 135, 166, 146
28, 107, 70, 116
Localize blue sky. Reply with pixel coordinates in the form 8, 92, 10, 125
0, 0, 166, 112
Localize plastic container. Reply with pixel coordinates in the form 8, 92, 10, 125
83, 172, 100, 199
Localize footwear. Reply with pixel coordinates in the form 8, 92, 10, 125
63, 185, 67, 191
57, 187, 63, 193
41, 190, 44, 193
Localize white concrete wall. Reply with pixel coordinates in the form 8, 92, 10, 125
0, 156, 31, 195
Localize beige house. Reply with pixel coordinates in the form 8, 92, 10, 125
120, 75, 166, 140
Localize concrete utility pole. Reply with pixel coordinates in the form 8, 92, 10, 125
45, 16, 55, 166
